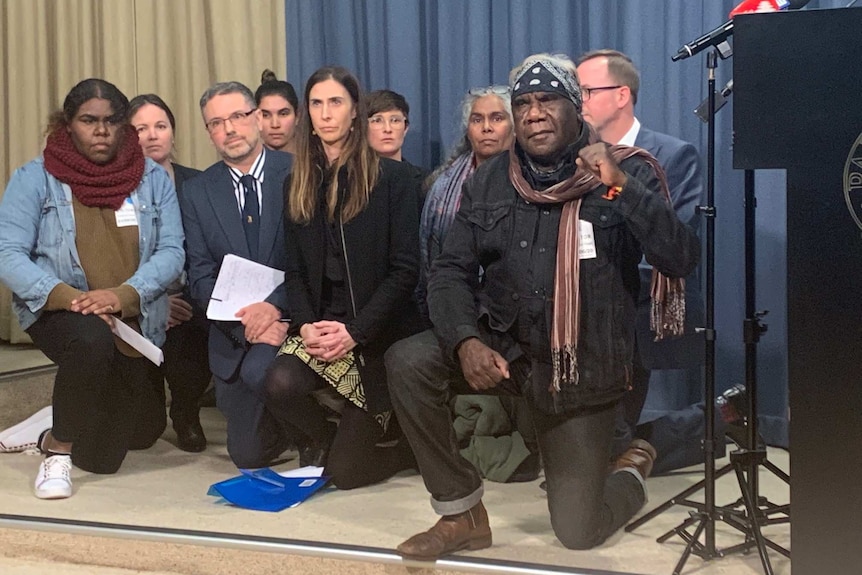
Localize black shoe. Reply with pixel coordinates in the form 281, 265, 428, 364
198, 387, 216, 408
508, 452, 541, 483
299, 444, 329, 468
173, 416, 207, 453
717, 385, 765, 449
717, 384, 748, 425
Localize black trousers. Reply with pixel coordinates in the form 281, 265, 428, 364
613, 347, 651, 457
160, 312, 211, 422
265, 353, 414, 490
27, 311, 166, 474
385, 330, 645, 550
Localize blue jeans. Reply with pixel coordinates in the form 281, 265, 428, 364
386, 329, 646, 550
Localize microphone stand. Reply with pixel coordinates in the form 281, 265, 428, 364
625, 47, 790, 575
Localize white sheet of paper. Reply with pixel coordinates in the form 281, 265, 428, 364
112, 320, 164, 365
277, 466, 325, 478
206, 254, 285, 321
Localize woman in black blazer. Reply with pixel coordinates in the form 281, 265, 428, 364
265, 66, 421, 489
129, 94, 211, 454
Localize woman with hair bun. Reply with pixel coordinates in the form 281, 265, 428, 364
255, 69, 299, 154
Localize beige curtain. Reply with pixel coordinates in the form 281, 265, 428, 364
0, 0, 287, 342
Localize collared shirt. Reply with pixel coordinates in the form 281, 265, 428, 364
227, 148, 266, 216
617, 117, 641, 147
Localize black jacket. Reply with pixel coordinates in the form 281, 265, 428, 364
284, 158, 422, 413
427, 151, 699, 414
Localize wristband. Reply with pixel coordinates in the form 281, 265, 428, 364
602, 185, 623, 201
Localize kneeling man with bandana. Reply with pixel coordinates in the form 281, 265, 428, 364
385, 53, 700, 557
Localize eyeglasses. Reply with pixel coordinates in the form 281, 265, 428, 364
582, 86, 622, 101
205, 109, 257, 133
368, 114, 407, 129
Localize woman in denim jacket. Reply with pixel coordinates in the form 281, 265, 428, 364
0, 78, 184, 499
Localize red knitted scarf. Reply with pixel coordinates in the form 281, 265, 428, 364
43, 124, 145, 210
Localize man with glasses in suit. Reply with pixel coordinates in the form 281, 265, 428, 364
181, 81, 295, 468
577, 50, 709, 474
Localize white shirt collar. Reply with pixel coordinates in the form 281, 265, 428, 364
617, 117, 641, 147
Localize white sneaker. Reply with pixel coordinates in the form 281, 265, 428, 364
0, 406, 52, 453
34, 454, 73, 499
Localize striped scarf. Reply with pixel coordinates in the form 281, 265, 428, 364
507, 140, 684, 392
419, 152, 476, 301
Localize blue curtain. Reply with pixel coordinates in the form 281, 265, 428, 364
284, 0, 853, 446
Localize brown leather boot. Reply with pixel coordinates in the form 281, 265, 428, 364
612, 438, 657, 479
396, 500, 492, 561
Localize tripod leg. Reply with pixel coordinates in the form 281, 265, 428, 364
762, 458, 790, 484
626, 462, 735, 532
672, 516, 707, 575
734, 464, 774, 575
657, 514, 698, 543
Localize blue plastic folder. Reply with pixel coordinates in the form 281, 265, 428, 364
208, 468, 330, 512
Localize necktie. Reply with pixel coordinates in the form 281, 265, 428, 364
240, 174, 260, 260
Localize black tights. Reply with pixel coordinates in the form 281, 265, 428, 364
265, 354, 414, 490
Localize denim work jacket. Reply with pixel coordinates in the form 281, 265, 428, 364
427, 152, 700, 414
0, 157, 185, 346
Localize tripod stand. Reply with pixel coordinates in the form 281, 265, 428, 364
624, 50, 790, 575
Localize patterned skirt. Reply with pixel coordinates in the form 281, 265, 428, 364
277, 335, 391, 431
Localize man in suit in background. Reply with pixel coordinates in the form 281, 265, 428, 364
181, 81, 294, 468
577, 50, 710, 473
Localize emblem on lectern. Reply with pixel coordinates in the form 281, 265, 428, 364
844, 131, 862, 232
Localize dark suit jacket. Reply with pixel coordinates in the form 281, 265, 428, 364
170, 162, 205, 314
180, 149, 293, 381
284, 158, 422, 413
172, 162, 202, 200
634, 126, 705, 369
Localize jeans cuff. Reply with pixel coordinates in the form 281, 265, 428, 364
613, 467, 648, 504
430, 483, 484, 516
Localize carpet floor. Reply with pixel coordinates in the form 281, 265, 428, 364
0, 370, 791, 575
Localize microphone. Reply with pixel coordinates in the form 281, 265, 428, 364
672, 20, 734, 62
672, 0, 811, 62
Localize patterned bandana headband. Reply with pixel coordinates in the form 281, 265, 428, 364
511, 57, 583, 112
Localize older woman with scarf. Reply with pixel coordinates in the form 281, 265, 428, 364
0, 78, 184, 499
416, 86, 514, 321
415, 86, 541, 485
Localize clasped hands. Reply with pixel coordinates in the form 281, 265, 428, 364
236, 302, 287, 346
70, 289, 121, 327
300, 321, 356, 362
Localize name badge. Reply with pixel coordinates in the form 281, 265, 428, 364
578, 220, 597, 260
115, 197, 138, 228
